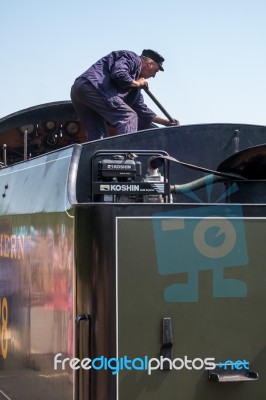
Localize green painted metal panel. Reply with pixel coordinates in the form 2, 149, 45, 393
116, 213, 266, 399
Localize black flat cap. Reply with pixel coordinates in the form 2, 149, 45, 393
141, 49, 165, 71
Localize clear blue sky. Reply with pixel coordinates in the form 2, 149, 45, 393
1, 0, 266, 126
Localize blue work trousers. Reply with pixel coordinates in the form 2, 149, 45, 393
71, 78, 138, 140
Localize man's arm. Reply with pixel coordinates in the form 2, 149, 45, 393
110, 52, 141, 88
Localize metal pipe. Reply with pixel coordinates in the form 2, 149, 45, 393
24, 129, 28, 160
143, 86, 175, 123
3, 144, 7, 166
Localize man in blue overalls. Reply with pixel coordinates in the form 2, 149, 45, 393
71, 49, 179, 140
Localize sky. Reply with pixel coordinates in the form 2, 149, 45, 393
1, 0, 266, 126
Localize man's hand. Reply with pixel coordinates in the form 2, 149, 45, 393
153, 116, 180, 126
130, 77, 148, 88
165, 119, 180, 126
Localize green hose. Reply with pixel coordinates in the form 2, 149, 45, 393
170, 174, 227, 194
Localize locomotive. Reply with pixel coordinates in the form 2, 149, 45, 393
0, 101, 266, 399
